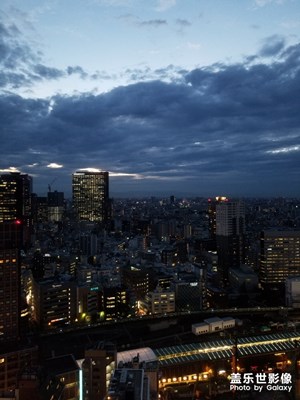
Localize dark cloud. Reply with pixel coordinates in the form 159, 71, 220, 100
175, 19, 191, 27
1, 24, 300, 197
139, 19, 167, 27
0, 19, 39, 71
118, 14, 167, 28
0, 15, 99, 89
259, 35, 286, 57
124, 65, 183, 83
91, 70, 115, 81
67, 66, 88, 79
0, 16, 64, 89
33, 64, 65, 80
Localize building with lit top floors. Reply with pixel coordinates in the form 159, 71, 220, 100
208, 196, 229, 242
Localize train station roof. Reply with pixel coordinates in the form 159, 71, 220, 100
153, 331, 300, 367
117, 347, 157, 364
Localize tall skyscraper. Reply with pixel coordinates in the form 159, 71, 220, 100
216, 200, 245, 283
0, 172, 32, 342
72, 171, 110, 224
0, 221, 21, 342
0, 173, 35, 393
260, 230, 300, 288
208, 197, 229, 257
0, 172, 32, 247
208, 196, 229, 241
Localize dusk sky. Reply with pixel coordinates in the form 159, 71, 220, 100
1, 0, 300, 198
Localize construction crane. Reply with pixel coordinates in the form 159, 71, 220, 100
48, 178, 57, 193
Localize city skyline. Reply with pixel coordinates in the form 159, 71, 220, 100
1, 0, 300, 198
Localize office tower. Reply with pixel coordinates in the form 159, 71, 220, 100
0, 221, 22, 341
30, 277, 76, 329
31, 194, 48, 223
31, 251, 60, 280
208, 196, 229, 241
77, 285, 102, 322
48, 190, 64, 222
101, 287, 129, 321
216, 200, 245, 283
82, 342, 117, 400
260, 230, 300, 288
0, 221, 39, 394
174, 281, 202, 312
0, 172, 32, 247
122, 265, 151, 302
0, 179, 37, 392
79, 233, 98, 256
72, 171, 110, 224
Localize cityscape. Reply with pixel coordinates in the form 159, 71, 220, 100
1, 0, 300, 399
0, 170, 300, 399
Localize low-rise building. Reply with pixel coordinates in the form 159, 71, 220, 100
192, 317, 235, 335
139, 289, 175, 315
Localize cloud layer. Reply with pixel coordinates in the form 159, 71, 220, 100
1, 13, 300, 198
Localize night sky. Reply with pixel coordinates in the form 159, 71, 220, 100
1, 0, 300, 198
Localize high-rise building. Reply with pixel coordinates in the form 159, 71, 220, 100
122, 265, 151, 302
48, 190, 65, 222
260, 230, 300, 288
0, 221, 22, 341
208, 196, 229, 241
82, 342, 117, 400
0, 173, 36, 391
0, 172, 32, 247
0, 172, 32, 223
72, 171, 110, 224
216, 200, 245, 283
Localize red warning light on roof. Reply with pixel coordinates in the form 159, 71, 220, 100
15, 219, 22, 225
